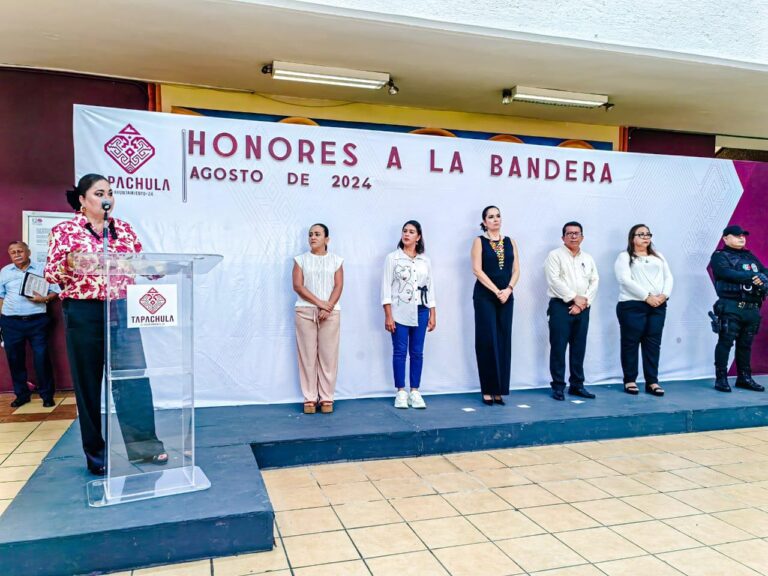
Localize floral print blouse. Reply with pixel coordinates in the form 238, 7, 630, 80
45, 213, 143, 300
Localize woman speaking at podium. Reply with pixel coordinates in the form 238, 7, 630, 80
45, 174, 166, 476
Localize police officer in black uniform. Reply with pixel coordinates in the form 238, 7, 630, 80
709, 225, 767, 392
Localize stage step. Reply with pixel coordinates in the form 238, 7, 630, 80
247, 380, 768, 468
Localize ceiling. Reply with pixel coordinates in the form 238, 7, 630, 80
2, 0, 768, 137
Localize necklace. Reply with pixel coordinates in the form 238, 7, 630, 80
488, 237, 505, 269
85, 220, 117, 241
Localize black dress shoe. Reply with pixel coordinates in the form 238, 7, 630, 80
552, 390, 565, 401
568, 387, 596, 399
493, 397, 505, 405
88, 465, 106, 476
482, 396, 494, 406
10, 397, 30, 408
42, 398, 56, 408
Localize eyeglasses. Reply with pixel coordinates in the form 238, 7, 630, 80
634, 233, 653, 238
564, 232, 583, 238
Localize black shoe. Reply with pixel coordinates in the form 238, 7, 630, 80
568, 387, 595, 399
552, 390, 565, 401
131, 452, 169, 466
10, 397, 30, 408
493, 396, 505, 405
482, 396, 494, 405
735, 371, 765, 392
714, 369, 731, 392
624, 383, 640, 395
42, 398, 56, 408
645, 383, 665, 397
88, 465, 106, 476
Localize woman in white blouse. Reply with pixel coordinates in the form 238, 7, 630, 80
382, 220, 436, 409
292, 224, 344, 414
614, 224, 674, 396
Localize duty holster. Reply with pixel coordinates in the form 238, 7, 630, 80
709, 302, 725, 334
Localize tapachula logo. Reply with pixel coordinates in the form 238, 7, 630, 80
104, 124, 156, 174
138, 288, 167, 315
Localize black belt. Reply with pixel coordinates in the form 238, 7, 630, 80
3, 313, 46, 321
722, 300, 761, 310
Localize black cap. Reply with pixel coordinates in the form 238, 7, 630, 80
723, 224, 749, 237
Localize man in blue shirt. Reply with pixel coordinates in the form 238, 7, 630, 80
0, 241, 60, 407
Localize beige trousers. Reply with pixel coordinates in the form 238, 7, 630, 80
295, 308, 340, 403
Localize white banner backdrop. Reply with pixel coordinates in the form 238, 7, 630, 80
74, 105, 742, 406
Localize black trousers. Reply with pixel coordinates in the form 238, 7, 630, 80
62, 299, 164, 470
0, 314, 55, 401
548, 299, 590, 391
473, 293, 514, 395
616, 300, 667, 384
714, 299, 762, 373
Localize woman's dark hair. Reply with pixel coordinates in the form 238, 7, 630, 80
65, 173, 109, 211
309, 223, 329, 237
626, 223, 658, 262
480, 205, 500, 231
397, 220, 425, 254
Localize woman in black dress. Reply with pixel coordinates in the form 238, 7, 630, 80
471, 206, 520, 405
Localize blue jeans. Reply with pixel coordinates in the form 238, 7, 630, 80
392, 306, 429, 389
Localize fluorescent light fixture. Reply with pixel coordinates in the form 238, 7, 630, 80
510, 86, 609, 108
264, 61, 390, 89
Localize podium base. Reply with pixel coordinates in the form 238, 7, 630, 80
87, 466, 211, 508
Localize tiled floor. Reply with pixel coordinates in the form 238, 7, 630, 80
0, 391, 78, 516
2, 394, 768, 575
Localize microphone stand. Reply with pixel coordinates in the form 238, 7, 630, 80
102, 204, 111, 479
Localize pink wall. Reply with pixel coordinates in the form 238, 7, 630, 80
729, 162, 768, 375
0, 69, 148, 393
627, 127, 715, 158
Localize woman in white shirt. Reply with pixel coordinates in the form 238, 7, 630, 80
382, 220, 436, 409
292, 224, 344, 414
614, 224, 674, 396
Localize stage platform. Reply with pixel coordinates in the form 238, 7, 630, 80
1, 376, 767, 575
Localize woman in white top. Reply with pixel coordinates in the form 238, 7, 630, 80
382, 220, 436, 409
292, 223, 344, 414
614, 224, 674, 396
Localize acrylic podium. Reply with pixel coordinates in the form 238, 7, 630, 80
73, 252, 223, 507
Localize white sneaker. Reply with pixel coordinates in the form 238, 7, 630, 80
409, 390, 426, 409
394, 389, 409, 409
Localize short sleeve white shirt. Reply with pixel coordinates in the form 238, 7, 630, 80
294, 252, 343, 309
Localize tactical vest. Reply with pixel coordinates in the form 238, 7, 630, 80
714, 250, 764, 302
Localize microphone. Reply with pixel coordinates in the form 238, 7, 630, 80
101, 200, 112, 212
